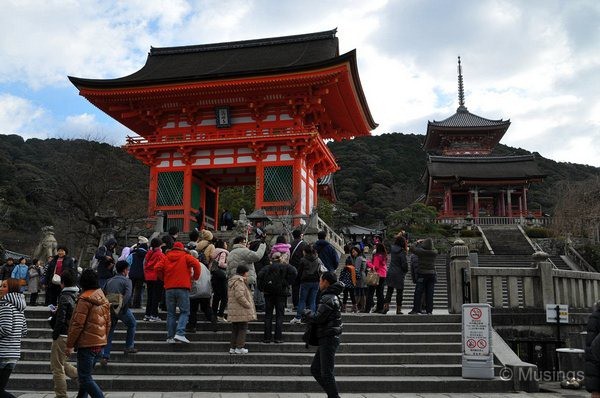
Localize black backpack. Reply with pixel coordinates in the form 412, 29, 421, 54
260, 266, 286, 296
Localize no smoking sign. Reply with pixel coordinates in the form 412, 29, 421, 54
470, 307, 482, 320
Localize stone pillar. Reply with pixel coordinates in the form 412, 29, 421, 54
523, 186, 528, 213
534, 251, 554, 307
473, 188, 479, 219
448, 239, 471, 314
506, 188, 513, 218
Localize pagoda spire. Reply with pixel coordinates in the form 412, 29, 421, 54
457, 56, 468, 112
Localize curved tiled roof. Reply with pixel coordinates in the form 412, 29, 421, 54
426, 155, 545, 179
69, 29, 339, 88
429, 107, 510, 128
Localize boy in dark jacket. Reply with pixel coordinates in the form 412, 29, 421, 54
304, 272, 343, 398
257, 252, 297, 343
50, 269, 79, 398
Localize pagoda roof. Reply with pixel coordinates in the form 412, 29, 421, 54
425, 154, 545, 181
69, 29, 340, 88
428, 106, 510, 129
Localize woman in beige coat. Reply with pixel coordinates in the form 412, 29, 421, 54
227, 264, 256, 354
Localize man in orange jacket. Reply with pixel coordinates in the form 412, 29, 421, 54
156, 242, 200, 344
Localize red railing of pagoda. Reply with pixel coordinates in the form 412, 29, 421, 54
125, 125, 319, 146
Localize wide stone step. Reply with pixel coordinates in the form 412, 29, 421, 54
25, 319, 462, 332
5, 374, 513, 393
15, 360, 465, 377
20, 349, 462, 364
23, 308, 461, 323
25, 328, 462, 343
21, 339, 462, 353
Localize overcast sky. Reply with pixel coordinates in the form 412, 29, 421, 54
1, 0, 598, 166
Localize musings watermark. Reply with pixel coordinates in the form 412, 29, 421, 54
499, 366, 584, 382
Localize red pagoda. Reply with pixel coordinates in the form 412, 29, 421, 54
69, 30, 377, 231
423, 58, 545, 221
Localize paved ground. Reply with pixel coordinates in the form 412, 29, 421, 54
11, 388, 590, 398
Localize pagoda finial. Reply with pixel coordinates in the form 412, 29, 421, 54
457, 56, 467, 112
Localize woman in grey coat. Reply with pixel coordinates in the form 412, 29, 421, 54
350, 247, 367, 312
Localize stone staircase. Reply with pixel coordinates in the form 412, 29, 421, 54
480, 226, 534, 255
11, 307, 514, 394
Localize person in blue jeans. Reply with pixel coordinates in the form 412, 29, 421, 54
304, 271, 343, 398
155, 242, 200, 344
291, 245, 321, 325
100, 261, 138, 366
65, 269, 110, 398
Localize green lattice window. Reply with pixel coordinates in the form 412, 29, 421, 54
157, 171, 183, 206
263, 166, 293, 202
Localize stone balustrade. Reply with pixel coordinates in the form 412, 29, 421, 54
448, 242, 600, 313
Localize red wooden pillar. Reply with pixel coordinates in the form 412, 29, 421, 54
294, 156, 303, 216
255, 161, 264, 210
522, 186, 528, 213
148, 167, 158, 216
215, 187, 220, 230
183, 165, 192, 231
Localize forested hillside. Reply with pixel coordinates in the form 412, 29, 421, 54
327, 133, 600, 226
0, 133, 598, 254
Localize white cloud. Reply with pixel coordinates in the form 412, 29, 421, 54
0, 93, 47, 137
0, 0, 598, 166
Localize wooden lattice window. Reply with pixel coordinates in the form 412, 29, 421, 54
157, 171, 183, 206
263, 166, 293, 202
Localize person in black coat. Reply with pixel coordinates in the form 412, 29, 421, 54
304, 272, 343, 398
585, 302, 600, 396
44, 246, 76, 306
385, 234, 408, 314
50, 269, 79, 397
257, 252, 297, 343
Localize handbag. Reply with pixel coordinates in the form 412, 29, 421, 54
365, 268, 380, 286
51, 266, 61, 285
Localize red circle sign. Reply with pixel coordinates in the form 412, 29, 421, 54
477, 339, 487, 349
466, 339, 477, 349
470, 308, 482, 320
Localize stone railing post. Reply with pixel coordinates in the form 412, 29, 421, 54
448, 239, 471, 314
533, 251, 554, 306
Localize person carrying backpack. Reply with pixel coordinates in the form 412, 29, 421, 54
100, 261, 138, 367
127, 237, 148, 309
257, 252, 297, 343
290, 244, 321, 325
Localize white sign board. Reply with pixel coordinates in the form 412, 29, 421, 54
462, 304, 491, 357
546, 304, 569, 324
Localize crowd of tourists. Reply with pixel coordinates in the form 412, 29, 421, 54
0, 225, 443, 398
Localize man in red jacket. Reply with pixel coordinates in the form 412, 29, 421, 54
156, 242, 200, 344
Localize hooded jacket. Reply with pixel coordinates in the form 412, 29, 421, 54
307, 281, 344, 339
226, 242, 266, 285
95, 238, 117, 280
52, 286, 79, 340
66, 288, 110, 349
156, 247, 200, 290
129, 244, 148, 280
270, 243, 291, 263
314, 239, 339, 272
144, 247, 165, 281
0, 292, 27, 359
196, 230, 215, 261
227, 274, 257, 322
411, 238, 438, 275
387, 244, 408, 290
586, 304, 600, 392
